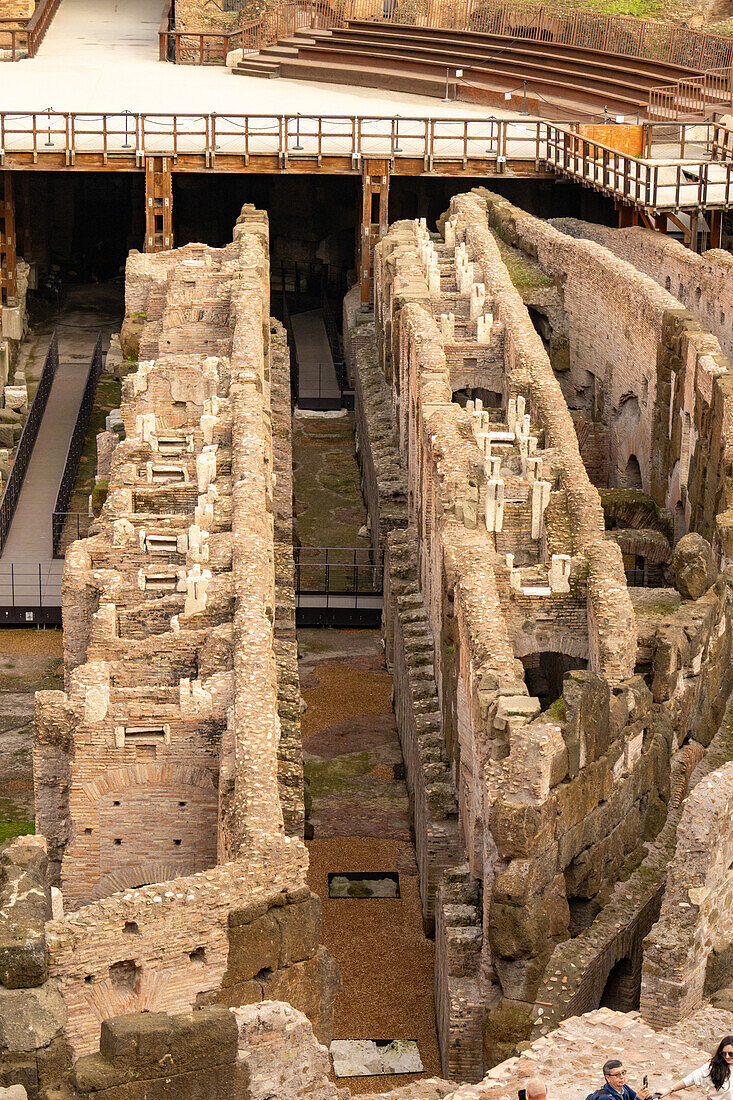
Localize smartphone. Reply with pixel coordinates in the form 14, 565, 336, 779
518, 1091, 527, 1100
643, 1077, 648, 1090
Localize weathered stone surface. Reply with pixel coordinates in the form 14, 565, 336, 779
0, 982, 66, 1053
671, 532, 718, 599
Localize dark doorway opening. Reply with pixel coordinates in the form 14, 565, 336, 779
521, 651, 588, 711
600, 956, 641, 1012
453, 386, 503, 410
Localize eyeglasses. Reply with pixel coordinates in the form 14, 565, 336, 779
723, 1051, 733, 1059
607, 1071, 627, 1078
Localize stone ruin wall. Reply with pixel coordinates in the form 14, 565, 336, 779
552, 220, 733, 366
483, 194, 733, 563
641, 758, 733, 1027
0, 206, 339, 1096
348, 188, 733, 1082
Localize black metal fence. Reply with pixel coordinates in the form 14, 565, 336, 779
273, 261, 348, 306
52, 333, 103, 556
0, 333, 59, 556
0, 560, 63, 624
295, 545, 383, 625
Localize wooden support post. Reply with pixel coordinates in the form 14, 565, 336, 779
0, 172, 18, 308
360, 157, 390, 308
688, 210, 699, 254
616, 201, 635, 228
709, 209, 722, 250
654, 213, 668, 234
145, 156, 174, 253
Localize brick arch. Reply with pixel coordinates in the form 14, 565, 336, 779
82, 762, 217, 804
92, 861, 202, 900
511, 632, 590, 662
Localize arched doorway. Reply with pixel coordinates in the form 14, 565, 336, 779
621, 454, 643, 490
600, 956, 641, 1012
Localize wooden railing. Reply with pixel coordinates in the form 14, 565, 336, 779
544, 121, 733, 210
0, 109, 542, 163
0, 110, 729, 210
0, 0, 61, 59
162, 0, 733, 72
649, 65, 733, 120
712, 118, 733, 159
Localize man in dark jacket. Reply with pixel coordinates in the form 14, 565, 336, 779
586, 1061, 651, 1100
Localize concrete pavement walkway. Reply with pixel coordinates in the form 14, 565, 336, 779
0, 0, 505, 118
1, 284, 121, 565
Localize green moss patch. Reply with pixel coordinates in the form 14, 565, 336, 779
495, 237, 554, 290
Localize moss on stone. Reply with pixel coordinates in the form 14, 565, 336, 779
303, 752, 374, 798
495, 238, 554, 290
544, 695, 566, 723
90, 478, 109, 516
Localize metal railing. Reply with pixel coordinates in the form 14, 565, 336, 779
295, 545, 384, 602
162, 0, 733, 73
52, 332, 103, 556
0, 333, 59, 556
0, 560, 63, 623
0, 0, 61, 60
649, 65, 733, 121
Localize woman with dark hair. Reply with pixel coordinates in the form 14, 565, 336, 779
660, 1036, 733, 1097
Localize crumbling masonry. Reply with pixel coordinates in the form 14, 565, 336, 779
0, 205, 340, 1096
347, 188, 733, 1082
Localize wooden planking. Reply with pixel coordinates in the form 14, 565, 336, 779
145, 156, 173, 252
360, 157, 390, 306
0, 171, 17, 307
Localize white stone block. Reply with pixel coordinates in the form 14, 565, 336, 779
3, 385, 27, 414
1, 306, 23, 341
84, 684, 110, 723
136, 412, 156, 443
180, 677, 213, 717
50, 886, 63, 921
485, 478, 505, 532
549, 553, 572, 594
531, 480, 551, 540
196, 447, 217, 493
439, 313, 455, 341
183, 563, 211, 617
476, 312, 493, 345
470, 283, 486, 320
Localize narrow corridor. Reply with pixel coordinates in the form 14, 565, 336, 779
293, 410, 441, 1092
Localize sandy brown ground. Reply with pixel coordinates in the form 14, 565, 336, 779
293, 413, 441, 1092
300, 631, 441, 1095
0, 628, 63, 841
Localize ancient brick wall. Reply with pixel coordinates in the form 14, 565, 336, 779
0, 836, 69, 1097
359, 195, 660, 1079
353, 189, 733, 1079
553, 220, 733, 366
484, 193, 671, 498
483, 194, 733, 564
641, 760, 733, 1027
20, 207, 339, 1078
0, 0, 33, 21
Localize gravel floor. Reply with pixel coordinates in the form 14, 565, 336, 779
0, 628, 63, 841
302, 631, 442, 1095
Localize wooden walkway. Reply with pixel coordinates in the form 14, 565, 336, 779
291, 309, 341, 408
